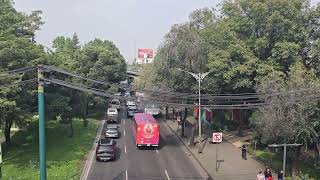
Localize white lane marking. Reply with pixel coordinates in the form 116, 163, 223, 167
124, 129, 126, 136
125, 145, 127, 154
80, 120, 104, 180
156, 148, 159, 154
165, 169, 170, 180
126, 170, 128, 180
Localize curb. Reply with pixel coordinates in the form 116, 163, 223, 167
80, 120, 104, 180
162, 119, 212, 180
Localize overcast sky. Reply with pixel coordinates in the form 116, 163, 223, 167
14, 0, 320, 63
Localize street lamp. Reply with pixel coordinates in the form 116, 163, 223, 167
268, 143, 302, 179
176, 68, 212, 140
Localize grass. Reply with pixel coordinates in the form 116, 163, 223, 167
251, 149, 320, 180
2, 118, 99, 180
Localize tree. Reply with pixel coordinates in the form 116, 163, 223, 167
0, 0, 45, 145
253, 62, 320, 166
204, 0, 309, 93
154, 23, 208, 93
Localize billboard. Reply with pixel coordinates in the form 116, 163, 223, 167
138, 48, 154, 59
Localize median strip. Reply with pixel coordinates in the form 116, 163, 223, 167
164, 169, 170, 180
126, 170, 128, 180
80, 120, 104, 180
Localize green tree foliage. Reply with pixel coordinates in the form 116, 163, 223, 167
253, 62, 320, 166
0, 0, 45, 145
153, 23, 209, 92
77, 38, 126, 82
46, 36, 126, 130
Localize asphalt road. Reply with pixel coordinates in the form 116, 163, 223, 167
85, 106, 206, 180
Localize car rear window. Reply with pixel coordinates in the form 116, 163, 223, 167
108, 109, 116, 113
100, 138, 111, 145
107, 128, 117, 132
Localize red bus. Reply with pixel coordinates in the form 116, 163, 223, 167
132, 113, 160, 147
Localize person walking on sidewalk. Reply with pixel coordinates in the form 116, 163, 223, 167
241, 144, 247, 160
277, 170, 283, 180
264, 168, 273, 180
256, 171, 265, 180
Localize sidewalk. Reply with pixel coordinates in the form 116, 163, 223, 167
164, 117, 265, 180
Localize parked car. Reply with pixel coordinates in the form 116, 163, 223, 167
106, 108, 118, 123
144, 104, 161, 116
95, 138, 116, 161
109, 99, 121, 110
105, 124, 119, 138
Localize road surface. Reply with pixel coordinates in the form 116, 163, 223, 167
84, 106, 206, 180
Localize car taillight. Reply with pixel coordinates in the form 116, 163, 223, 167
137, 127, 141, 131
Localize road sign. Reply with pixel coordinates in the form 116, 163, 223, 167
212, 132, 223, 143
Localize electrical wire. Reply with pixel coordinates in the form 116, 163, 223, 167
0, 78, 37, 89
0, 66, 37, 77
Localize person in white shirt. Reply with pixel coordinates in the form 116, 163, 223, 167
256, 171, 265, 180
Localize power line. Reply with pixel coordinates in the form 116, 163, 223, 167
41, 65, 125, 87
0, 66, 37, 77
0, 78, 37, 89
36, 65, 320, 107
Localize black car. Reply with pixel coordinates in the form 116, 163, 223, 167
127, 106, 138, 117
95, 138, 116, 161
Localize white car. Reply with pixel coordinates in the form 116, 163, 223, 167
144, 104, 161, 116
106, 108, 118, 123
126, 100, 136, 107
105, 124, 119, 138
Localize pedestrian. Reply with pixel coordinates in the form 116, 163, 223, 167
256, 171, 265, 180
277, 170, 283, 180
241, 144, 247, 160
268, 172, 273, 180
264, 168, 269, 180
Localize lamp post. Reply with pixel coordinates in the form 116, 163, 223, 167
268, 143, 302, 179
176, 68, 212, 140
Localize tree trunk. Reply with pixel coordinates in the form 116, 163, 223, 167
83, 98, 89, 127
4, 120, 13, 146
315, 142, 320, 167
182, 108, 188, 137
238, 110, 242, 136
165, 106, 169, 119
173, 108, 175, 120
69, 119, 74, 137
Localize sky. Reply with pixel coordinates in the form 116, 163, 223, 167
14, 0, 320, 63
13, 0, 221, 63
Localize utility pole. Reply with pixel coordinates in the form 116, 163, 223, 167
176, 68, 212, 140
38, 65, 46, 180
0, 143, 2, 179
268, 143, 302, 179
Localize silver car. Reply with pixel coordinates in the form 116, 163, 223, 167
105, 124, 119, 138
144, 104, 161, 116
